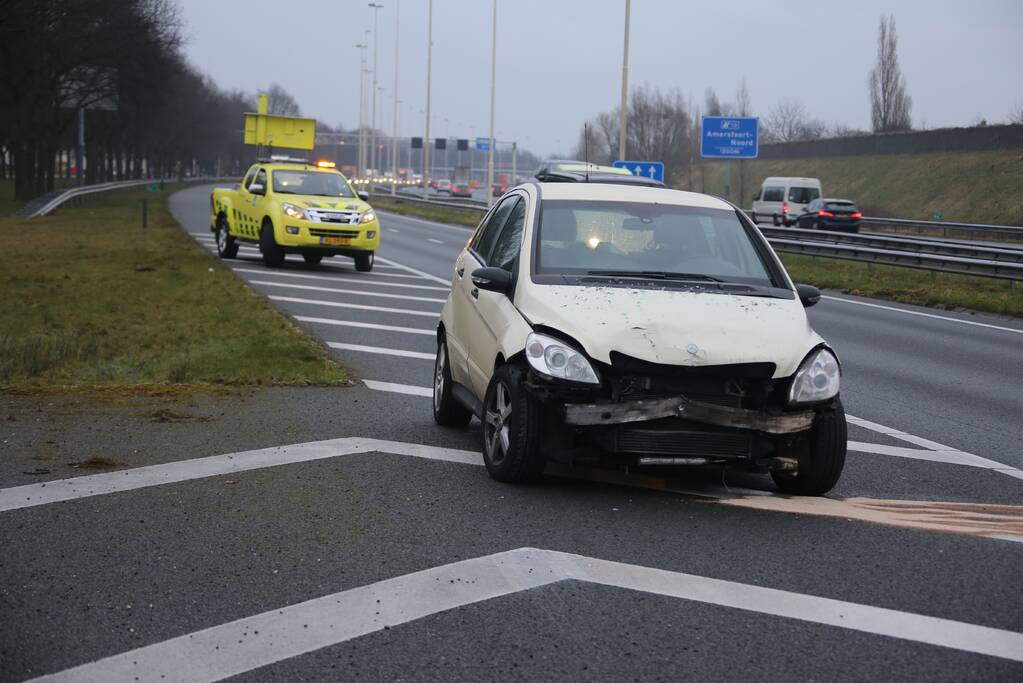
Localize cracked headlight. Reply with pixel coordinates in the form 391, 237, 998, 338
788, 348, 841, 405
525, 332, 599, 385
282, 203, 307, 220
360, 210, 377, 224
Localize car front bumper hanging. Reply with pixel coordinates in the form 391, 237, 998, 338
562, 395, 815, 434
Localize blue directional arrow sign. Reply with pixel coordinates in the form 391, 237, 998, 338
475, 137, 491, 152
612, 160, 664, 183
701, 116, 759, 158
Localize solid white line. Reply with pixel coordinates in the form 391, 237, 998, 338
363, 379, 434, 396
822, 295, 1023, 335
32, 548, 1023, 682
293, 316, 434, 335
327, 342, 434, 360
375, 256, 452, 286
268, 295, 439, 318
232, 268, 449, 292
427, 238, 444, 244
248, 279, 447, 304
846, 442, 1008, 469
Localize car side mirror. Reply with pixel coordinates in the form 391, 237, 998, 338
358, 190, 370, 201
471, 267, 513, 296
795, 283, 821, 308
248, 183, 265, 196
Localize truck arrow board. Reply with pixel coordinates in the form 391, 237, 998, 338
613, 160, 664, 183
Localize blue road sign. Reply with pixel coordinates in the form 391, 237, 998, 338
475, 137, 491, 151
701, 116, 759, 158
612, 160, 664, 183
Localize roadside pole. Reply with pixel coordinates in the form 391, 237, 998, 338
422, 0, 432, 199
511, 141, 517, 185
369, 3, 384, 175
486, 0, 497, 206
76, 108, 85, 186
724, 159, 731, 201
391, 0, 400, 195
618, 0, 631, 161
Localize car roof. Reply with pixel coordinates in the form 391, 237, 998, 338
820, 197, 855, 203
531, 182, 734, 210
762, 176, 821, 184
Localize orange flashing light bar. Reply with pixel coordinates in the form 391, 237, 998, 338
316, 160, 336, 168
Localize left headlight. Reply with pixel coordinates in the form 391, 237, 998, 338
282, 203, 307, 220
360, 210, 377, 224
524, 332, 600, 385
788, 348, 841, 405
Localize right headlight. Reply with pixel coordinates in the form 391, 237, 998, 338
788, 348, 841, 405
524, 332, 600, 385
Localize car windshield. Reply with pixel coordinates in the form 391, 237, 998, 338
536, 200, 775, 286
272, 170, 356, 197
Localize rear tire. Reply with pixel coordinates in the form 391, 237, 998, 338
260, 220, 285, 268
432, 336, 473, 427
772, 214, 780, 226
215, 215, 238, 259
772, 398, 847, 496
303, 253, 323, 266
355, 251, 374, 272
481, 364, 545, 482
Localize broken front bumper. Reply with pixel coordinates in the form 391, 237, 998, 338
562, 395, 815, 435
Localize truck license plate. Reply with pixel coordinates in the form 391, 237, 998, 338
322, 236, 352, 246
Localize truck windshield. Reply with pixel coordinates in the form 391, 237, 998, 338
272, 170, 356, 197
536, 200, 775, 287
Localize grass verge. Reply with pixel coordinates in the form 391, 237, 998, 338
372, 196, 482, 228
0, 185, 349, 391
781, 253, 1023, 317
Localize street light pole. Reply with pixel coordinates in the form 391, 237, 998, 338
422, 0, 432, 199
486, 0, 497, 206
355, 41, 368, 178
391, 0, 400, 195
369, 3, 384, 176
618, 0, 631, 161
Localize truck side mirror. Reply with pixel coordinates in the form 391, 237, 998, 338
248, 183, 265, 196
358, 190, 370, 201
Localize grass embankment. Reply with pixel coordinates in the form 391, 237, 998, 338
372, 196, 482, 228
0, 186, 348, 391
697, 148, 1023, 226
374, 195, 1023, 318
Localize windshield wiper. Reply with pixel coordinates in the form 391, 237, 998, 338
585, 270, 726, 282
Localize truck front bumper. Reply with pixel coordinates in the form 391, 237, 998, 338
277, 221, 380, 251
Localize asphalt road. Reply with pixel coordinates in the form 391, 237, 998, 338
1, 184, 1021, 682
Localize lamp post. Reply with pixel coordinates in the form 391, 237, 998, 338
486, 0, 497, 206
422, 0, 432, 199
391, 0, 401, 194
355, 41, 368, 178
618, 0, 631, 161
369, 3, 384, 175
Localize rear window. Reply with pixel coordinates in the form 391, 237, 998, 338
762, 186, 785, 202
825, 201, 855, 211
788, 186, 820, 204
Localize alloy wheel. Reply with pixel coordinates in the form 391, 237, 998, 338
484, 382, 512, 465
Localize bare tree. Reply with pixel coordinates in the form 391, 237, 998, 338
762, 100, 826, 143
868, 15, 912, 132
264, 83, 301, 116
734, 78, 752, 117
1010, 101, 1023, 125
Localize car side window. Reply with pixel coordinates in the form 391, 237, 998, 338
762, 186, 784, 202
471, 196, 517, 261
254, 168, 267, 189
487, 197, 526, 270
242, 168, 257, 190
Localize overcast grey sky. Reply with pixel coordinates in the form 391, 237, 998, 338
178, 0, 1023, 157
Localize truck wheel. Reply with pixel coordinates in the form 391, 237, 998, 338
772, 214, 780, 226
481, 364, 545, 482
303, 254, 323, 266
216, 216, 238, 259
260, 219, 285, 268
433, 335, 472, 427
772, 398, 847, 496
355, 252, 374, 272
751, 211, 759, 224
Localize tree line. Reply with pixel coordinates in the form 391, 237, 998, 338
0, 0, 258, 201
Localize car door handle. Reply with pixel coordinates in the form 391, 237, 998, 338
470, 287, 479, 299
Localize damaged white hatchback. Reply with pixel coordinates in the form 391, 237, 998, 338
433, 182, 845, 495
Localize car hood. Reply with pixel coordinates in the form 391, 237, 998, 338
515, 285, 821, 378
290, 196, 371, 212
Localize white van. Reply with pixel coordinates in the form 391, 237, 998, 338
752, 177, 822, 226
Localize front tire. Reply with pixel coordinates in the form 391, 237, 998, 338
772, 398, 847, 495
260, 220, 285, 268
355, 251, 374, 272
481, 364, 545, 482
432, 336, 472, 427
215, 216, 238, 259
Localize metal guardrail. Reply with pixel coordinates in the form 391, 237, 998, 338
859, 215, 1023, 238
370, 192, 490, 214
23, 177, 229, 218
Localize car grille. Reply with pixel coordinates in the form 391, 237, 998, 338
614, 419, 752, 458
309, 228, 360, 238
306, 209, 359, 224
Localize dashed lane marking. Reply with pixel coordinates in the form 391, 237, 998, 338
327, 342, 435, 360
248, 280, 447, 304
387, 227, 400, 232
362, 379, 434, 396
30, 547, 1023, 682
822, 296, 1023, 335
375, 255, 452, 286
427, 238, 444, 244
292, 316, 434, 335
232, 268, 449, 292
268, 295, 440, 317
